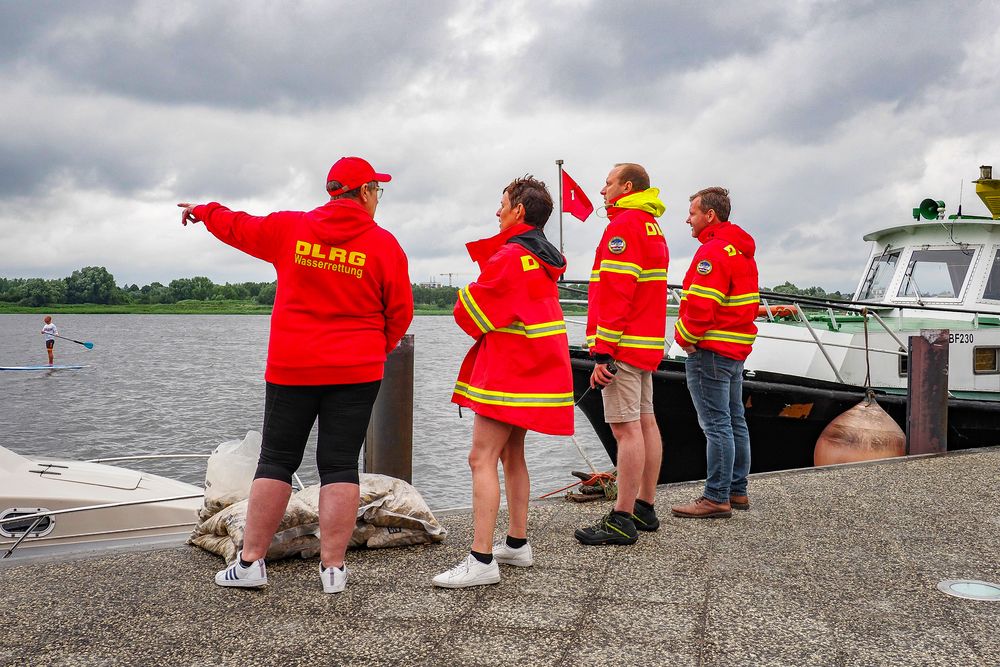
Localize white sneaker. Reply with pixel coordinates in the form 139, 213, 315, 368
493, 541, 533, 567
432, 554, 500, 589
319, 561, 349, 594
215, 551, 267, 588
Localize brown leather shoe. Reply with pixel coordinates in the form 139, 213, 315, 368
671, 496, 732, 518
730, 494, 750, 511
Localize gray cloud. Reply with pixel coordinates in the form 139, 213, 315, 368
1, 1, 459, 110
1, 0, 999, 292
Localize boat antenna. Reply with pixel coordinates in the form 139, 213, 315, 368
941, 180, 972, 253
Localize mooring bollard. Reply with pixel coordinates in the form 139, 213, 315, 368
906, 329, 948, 455
364, 333, 414, 482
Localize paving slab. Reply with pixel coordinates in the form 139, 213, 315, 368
2, 447, 999, 667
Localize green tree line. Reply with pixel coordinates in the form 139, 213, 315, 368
764, 281, 847, 299
0, 266, 462, 309
0, 268, 848, 309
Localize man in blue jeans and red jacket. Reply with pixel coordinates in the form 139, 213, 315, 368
671, 187, 759, 518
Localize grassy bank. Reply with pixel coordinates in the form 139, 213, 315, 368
0, 301, 460, 315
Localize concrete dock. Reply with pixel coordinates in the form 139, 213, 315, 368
2, 447, 999, 667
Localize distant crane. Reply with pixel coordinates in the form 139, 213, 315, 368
439, 273, 471, 287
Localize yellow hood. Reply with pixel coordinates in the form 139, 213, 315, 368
611, 188, 665, 218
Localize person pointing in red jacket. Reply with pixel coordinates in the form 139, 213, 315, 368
179, 156, 413, 593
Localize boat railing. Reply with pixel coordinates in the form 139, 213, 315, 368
85, 453, 306, 491
556, 280, 994, 384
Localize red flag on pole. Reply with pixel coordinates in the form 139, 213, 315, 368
561, 170, 594, 222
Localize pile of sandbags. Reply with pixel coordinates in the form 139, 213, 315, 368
190, 431, 446, 563
190, 473, 446, 563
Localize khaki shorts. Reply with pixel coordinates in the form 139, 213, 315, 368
601, 360, 654, 423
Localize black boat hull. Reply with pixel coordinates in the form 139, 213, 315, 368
570, 349, 1000, 484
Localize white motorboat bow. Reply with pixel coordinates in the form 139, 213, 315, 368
0, 444, 203, 562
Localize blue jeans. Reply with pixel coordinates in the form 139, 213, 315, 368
685, 349, 750, 503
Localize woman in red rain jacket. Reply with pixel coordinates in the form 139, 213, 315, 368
432, 176, 573, 589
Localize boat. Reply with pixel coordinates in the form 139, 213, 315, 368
0, 365, 85, 371
0, 445, 204, 562
566, 164, 1000, 483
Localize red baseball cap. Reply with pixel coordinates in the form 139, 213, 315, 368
326, 157, 391, 195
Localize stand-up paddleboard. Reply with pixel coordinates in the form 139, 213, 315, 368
0, 365, 86, 371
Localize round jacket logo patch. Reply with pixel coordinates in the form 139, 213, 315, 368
608, 237, 627, 254
696, 260, 713, 275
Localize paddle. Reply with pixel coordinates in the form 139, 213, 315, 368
50, 333, 95, 350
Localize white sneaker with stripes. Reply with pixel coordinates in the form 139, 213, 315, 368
319, 561, 349, 594
215, 551, 267, 588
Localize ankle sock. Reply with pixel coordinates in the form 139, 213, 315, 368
505, 535, 528, 549
238, 556, 253, 568
635, 498, 654, 511
611, 510, 632, 520
470, 550, 494, 565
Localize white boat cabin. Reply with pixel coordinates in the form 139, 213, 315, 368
746, 165, 1000, 397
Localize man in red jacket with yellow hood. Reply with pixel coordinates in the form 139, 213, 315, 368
179, 156, 413, 593
575, 163, 668, 546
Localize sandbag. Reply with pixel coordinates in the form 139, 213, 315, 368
199, 431, 261, 521
189, 473, 446, 563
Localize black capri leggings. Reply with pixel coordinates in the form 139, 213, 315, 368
255, 380, 381, 486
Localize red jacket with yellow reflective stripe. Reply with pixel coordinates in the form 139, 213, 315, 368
586, 190, 669, 371
452, 223, 574, 436
675, 220, 759, 361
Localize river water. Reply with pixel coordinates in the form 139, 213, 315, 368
0, 314, 608, 510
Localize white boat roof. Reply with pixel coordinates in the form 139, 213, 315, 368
864, 218, 1000, 242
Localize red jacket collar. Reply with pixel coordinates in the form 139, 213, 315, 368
466, 222, 536, 267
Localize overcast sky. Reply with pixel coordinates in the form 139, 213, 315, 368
2, 0, 998, 293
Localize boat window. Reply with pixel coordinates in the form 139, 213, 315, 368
982, 249, 1000, 301
859, 250, 900, 301
897, 249, 974, 299
974, 347, 999, 374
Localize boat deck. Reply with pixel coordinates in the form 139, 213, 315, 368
2, 448, 999, 666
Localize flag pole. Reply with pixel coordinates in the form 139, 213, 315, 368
556, 159, 564, 256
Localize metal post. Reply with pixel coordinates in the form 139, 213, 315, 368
906, 329, 948, 455
556, 159, 564, 256
364, 333, 414, 482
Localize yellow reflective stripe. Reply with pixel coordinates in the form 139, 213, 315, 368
495, 320, 568, 338
599, 260, 641, 278
453, 382, 574, 407
686, 284, 725, 304
596, 326, 623, 344
675, 319, 701, 344
723, 292, 760, 306
683, 285, 759, 307
637, 268, 667, 282
619, 334, 665, 349
458, 287, 494, 334
702, 329, 757, 344
586, 335, 597, 347
589, 270, 600, 283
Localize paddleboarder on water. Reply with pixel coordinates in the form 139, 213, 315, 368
41, 316, 57, 365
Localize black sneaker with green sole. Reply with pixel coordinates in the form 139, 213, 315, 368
630, 503, 660, 532
574, 511, 638, 545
